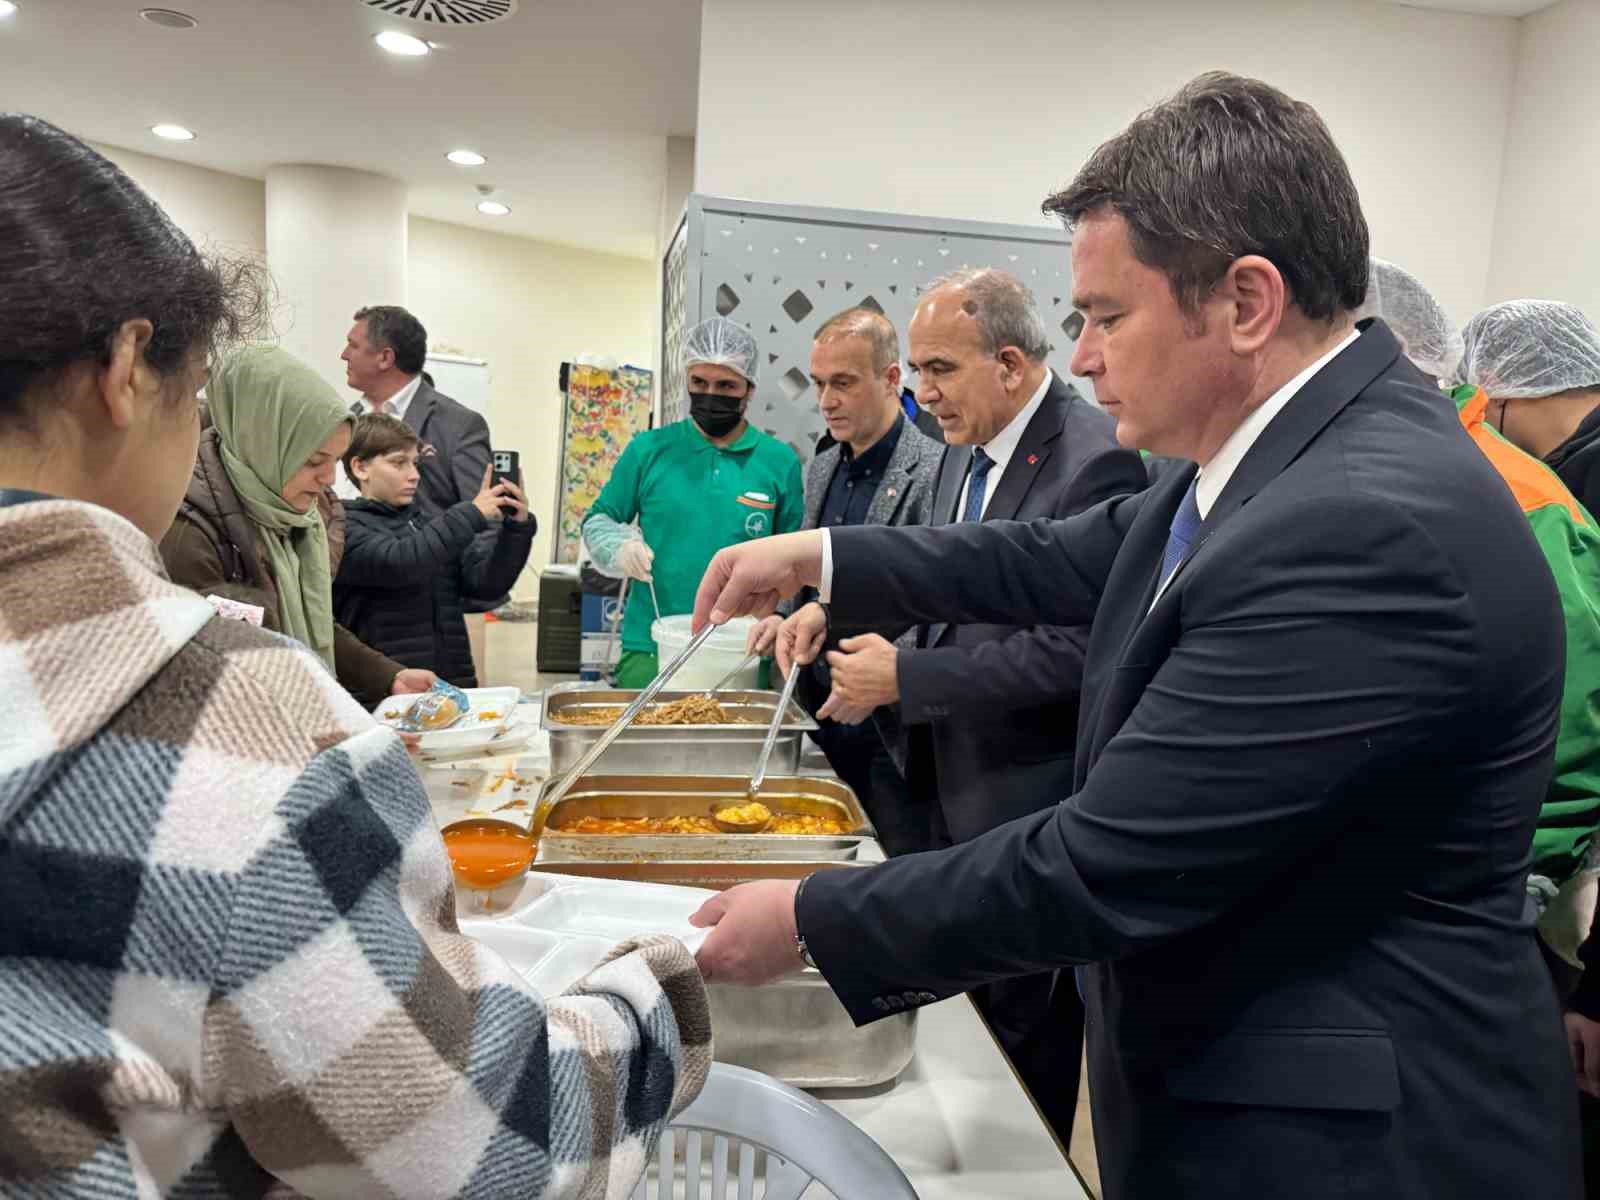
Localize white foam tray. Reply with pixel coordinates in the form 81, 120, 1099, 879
459, 873, 712, 996
373, 686, 524, 754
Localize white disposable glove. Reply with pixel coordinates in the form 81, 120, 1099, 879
616, 539, 655, 582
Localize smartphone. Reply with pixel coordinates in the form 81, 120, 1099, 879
491, 449, 520, 488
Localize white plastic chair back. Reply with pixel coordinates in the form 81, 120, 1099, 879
632, 1063, 917, 1200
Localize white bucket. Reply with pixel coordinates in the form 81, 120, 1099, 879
651, 614, 760, 689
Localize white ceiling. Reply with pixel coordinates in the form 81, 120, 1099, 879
0, 0, 701, 259
1382, 0, 1559, 15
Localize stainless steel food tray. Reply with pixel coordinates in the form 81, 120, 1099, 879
541, 684, 819, 776
534, 773, 878, 863
711, 977, 916, 1089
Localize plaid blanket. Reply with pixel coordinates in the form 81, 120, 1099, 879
0, 499, 710, 1198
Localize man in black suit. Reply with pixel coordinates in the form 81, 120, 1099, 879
341, 305, 500, 678
688, 72, 1580, 1198
797, 269, 1145, 1139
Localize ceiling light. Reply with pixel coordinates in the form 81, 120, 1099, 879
477, 200, 511, 216
0, 3, 17, 18
375, 30, 430, 56
139, 8, 198, 28
151, 124, 196, 141
447, 149, 486, 167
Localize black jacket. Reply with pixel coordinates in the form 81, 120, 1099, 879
1546, 402, 1600, 520
801, 321, 1579, 1198
333, 498, 534, 687
888, 374, 1147, 845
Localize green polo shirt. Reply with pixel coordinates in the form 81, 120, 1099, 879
586, 418, 804, 654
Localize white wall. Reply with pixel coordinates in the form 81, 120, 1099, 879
88, 143, 657, 597
90, 141, 266, 258
408, 217, 657, 592
1485, 0, 1600, 319
696, 0, 1520, 326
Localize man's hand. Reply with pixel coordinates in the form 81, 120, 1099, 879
391, 669, 437, 695
690, 880, 805, 986
818, 634, 898, 724
693, 531, 828, 630
775, 603, 829, 677
746, 615, 784, 658
616, 539, 655, 582
1566, 1011, 1600, 1097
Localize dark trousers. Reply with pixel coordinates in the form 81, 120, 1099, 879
972, 972, 1084, 1146
918, 737, 1083, 1144
808, 719, 926, 857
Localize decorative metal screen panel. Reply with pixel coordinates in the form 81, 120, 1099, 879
659, 220, 690, 427
660, 195, 1084, 467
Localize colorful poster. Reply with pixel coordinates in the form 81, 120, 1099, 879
554, 364, 652, 563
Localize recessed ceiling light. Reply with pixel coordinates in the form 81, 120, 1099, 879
139, 8, 197, 28
477, 200, 511, 216
447, 149, 486, 167
0, 2, 18, 18
375, 30, 430, 56
151, 123, 196, 141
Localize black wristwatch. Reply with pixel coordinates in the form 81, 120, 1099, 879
794, 873, 818, 970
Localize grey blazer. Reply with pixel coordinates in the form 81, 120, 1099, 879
800, 417, 946, 533
788, 416, 943, 718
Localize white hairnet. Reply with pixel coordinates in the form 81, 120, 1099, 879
1353, 258, 1463, 381
682, 317, 759, 385
1455, 300, 1600, 400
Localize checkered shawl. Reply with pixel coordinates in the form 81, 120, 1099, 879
0, 500, 711, 1198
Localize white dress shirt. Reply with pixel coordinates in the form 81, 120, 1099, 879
1147, 329, 1359, 607
954, 368, 1054, 521
369, 374, 424, 425
336, 374, 426, 500
820, 368, 1054, 599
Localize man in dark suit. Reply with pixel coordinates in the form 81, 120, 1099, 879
341, 305, 499, 678
803, 270, 1146, 1139
748, 307, 944, 851
688, 72, 1580, 1198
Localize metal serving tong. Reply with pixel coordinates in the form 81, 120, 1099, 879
746, 661, 802, 799
529, 620, 721, 839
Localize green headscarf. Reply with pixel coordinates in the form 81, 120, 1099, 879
207, 344, 351, 670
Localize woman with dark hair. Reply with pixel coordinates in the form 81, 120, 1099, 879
0, 114, 708, 1198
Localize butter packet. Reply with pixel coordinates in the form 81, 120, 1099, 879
397, 679, 472, 733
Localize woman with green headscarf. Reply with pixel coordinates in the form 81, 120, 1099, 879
161, 343, 435, 704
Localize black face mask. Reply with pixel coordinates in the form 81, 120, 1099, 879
689, 391, 745, 438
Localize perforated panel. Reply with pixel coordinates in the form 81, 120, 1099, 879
660, 219, 690, 427
661, 195, 1084, 467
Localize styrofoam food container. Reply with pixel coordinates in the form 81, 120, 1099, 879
459, 874, 714, 995
373, 685, 522, 753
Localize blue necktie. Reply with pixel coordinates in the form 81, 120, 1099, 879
1158, 479, 1201, 586
962, 448, 995, 523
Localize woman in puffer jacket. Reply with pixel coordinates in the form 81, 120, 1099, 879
0, 113, 709, 1200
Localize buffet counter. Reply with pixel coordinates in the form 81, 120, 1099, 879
419, 698, 1091, 1199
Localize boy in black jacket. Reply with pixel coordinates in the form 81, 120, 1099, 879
335, 413, 534, 687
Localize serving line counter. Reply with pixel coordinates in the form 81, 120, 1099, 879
414, 694, 1091, 1200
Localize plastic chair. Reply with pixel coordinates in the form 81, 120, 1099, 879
632, 1062, 918, 1200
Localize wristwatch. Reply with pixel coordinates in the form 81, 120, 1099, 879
794, 874, 818, 969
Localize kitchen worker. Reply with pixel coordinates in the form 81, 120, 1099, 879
1454, 299, 1600, 522
582, 316, 803, 685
